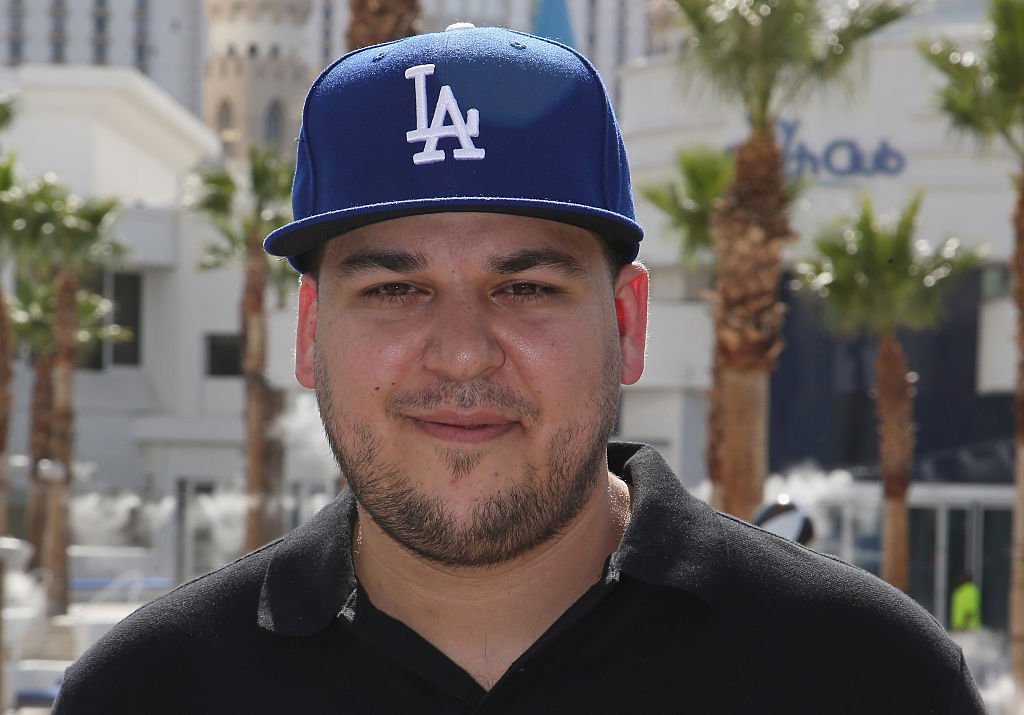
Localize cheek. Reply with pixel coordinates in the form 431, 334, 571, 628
321, 317, 422, 395
504, 313, 613, 400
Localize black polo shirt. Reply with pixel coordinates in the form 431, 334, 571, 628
54, 443, 983, 713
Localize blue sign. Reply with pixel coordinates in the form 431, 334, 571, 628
777, 118, 906, 179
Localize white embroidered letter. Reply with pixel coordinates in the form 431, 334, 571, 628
405, 63, 485, 165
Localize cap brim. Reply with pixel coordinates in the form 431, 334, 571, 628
265, 197, 643, 272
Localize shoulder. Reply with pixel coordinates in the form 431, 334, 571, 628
708, 512, 980, 707
53, 541, 280, 714
715, 511, 942, 636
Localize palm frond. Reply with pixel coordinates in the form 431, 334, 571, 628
640, 146, 733, 263
192, 143, 294, 278
988, 0, 1024, 97
796, 192, 978, 338
919, 5, 1024, 160
0, 93, 15, 134
673, 0, 911, 130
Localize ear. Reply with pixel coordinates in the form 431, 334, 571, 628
295, 273, 318, 389
613, 262, 648, 385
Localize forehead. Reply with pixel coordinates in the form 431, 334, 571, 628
320, 212, 606, 268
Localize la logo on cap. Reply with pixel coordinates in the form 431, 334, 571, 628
405, 64, 485, 165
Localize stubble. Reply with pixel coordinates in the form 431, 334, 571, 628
313, 341, 621, 568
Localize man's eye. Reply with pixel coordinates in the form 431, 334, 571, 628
508, 283, 542, 295
366, 283, 418, 302
500, 282, 555, 301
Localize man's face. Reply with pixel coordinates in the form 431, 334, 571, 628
295, 212, 648, 567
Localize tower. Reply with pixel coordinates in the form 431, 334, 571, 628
202, 0, 313, 159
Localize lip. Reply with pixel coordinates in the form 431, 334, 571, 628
409, 410, 519, 444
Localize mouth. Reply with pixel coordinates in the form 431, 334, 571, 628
409, 411, 519, 444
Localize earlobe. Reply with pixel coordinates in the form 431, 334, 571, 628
614, 262, 649, 386
295, 274, 318, 389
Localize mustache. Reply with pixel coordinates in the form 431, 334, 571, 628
384, 379, 540, 422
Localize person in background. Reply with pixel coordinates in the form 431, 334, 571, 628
951, 570, 982, 631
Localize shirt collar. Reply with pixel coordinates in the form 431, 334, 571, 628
607, 442, 725, 604
257, 442, 726, 636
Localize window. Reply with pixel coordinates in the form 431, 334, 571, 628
216, 99, 233, 133
8, 0, 23, 66
134, 0, 149, 73
111, 273, 142, 365
93, 0, 109, 67
321, 0, 334, 65
51, 0, 67, 64
134, 41, 147, 72
264, 100, 284, 146
206, 335, 242, 377
586, 0, 598, 56
77, 271, 144, 370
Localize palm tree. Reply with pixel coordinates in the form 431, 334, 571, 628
795, 194, 976, 590
11, 173, 67, 563
9, 277, 129, 615
195, 144, 293, 553
671, 0, 912, 519
346, 0, 420, 50
47, 192, 120, 498
918, 0, 1024, 686
642, 147, 732, 508
7, 174, 121, 615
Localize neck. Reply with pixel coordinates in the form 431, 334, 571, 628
353, 473, 631, 690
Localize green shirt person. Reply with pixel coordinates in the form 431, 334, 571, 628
950, 572, 981, 630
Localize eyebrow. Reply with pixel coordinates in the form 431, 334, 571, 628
335, 249, 429, 276
484, 248, 585, 278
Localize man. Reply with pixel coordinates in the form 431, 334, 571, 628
55, 24, 983, 713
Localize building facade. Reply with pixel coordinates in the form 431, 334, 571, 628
203, 0, 313, 158
0, 0, 205, 114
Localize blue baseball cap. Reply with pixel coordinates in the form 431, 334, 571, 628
264, 24, 643, 272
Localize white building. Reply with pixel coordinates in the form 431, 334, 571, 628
0, 0, 205, 115
0, 63, 292, 579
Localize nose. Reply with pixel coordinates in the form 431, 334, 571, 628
421, 293, 505, 381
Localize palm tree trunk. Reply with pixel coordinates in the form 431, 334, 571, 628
705, 346, 724, 510
718, 368, 768, 519
0, 284, 13, 534
43, 269, 77, 615
710, 128, 790, 520
242, 231, 272, 553
41, 477, 69, 616
874, 330, 913, 592
346, 0, 420, 50
1009, 172, 1024, 693
24, 350, 54, 569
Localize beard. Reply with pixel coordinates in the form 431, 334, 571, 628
312, 341, 621, 568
